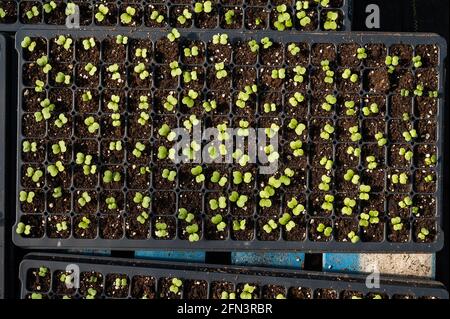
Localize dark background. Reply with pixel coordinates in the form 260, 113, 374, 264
2, 0, 449, 298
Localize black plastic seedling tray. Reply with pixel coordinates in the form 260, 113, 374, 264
19, 253, 449, 299
0, 0, 351, 32
0, 33, 6, 299
12, 29, 447, 252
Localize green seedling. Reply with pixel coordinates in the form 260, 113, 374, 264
428, 91, 438, 98
341, 197, 356, 216
16, 222, 31, 236
287, 197, 305, 216
120, 6, 136, 24
47, 161, 65, 177
136, 212, 149, 225
320, 124, 335, 140
399, 148, 413, 161
248, 40, 260, 53
362, 102, 379, 116
167, 28, 181, 42
263, 102, 277, 113
417, 228, 430, 240
34, 80, 45, 93
55, 71, 71, 85
138, 96, 149, 110
158, 123, 176, 141
36, 55, 52, 74
366, 155, 377, 170
82, 37, 96, 50
116, 35, 128, 45
261, 37, 272, 49
162, 168, 177, 182
34, 99, 55, 122
321, 194, 334, 211
288, 119, 307, 137
215, 62, 228, 79
293, 66, 307, 83
319, 156, 334, 171
105, 197, 117, 210
237, 120, 250, 137
385, 55, 399, 73
341, 68, 359, 83
229, 191, 248, 208
211, 214, 226, 232
86, 288, 97, 300
38, 267, 48, 277
43, 1, 57, 13
236, 85, 257, 108
106, 94, 120, 112
221, 291, 237, 299
279, 213, 296, 232
344, 100, 357, 116
177, 8, 192, 25
263, 219, 278, 234
290, 140, 304, 157
232, 171, 253, 185
111, 113, 121, 127
357, 47, 367, 60
184, 45, 199, 57
78, 216, 91, 230
26, 166, 44, 183
391, 172, 409, 185
109, 141, 123, 152
114, 278, 127, 290
240, 284, 256, 300
133, 192, 151, 208
271, 68, 286, 79
391, 217, 403, 231
134, 63, 150, 80
359, 184, 371, 200
82, 90, 92, 102
21, 37, 37, 52
181, 90, 199, 108
138, 112, 150, 126
224, 9, 236, 25
398, 196, 413, 209
186, 223, 200, 242
274, 4, 293, 31
212, 33, 229, 45
321, 60, 335, 83
56, 221, 68, 232
170, 278, 183, 294
401, 89, 410, 97
424, 154, 437, 167
83, 62, 97, 76
210, 171, 228, 187
402, 129, 418, 142
95, 4, 109, 22
321, 94, 336, 112
77, 192, 92, 207
347, 231, 360, 244
265, 123, 280, 139
178, 208, 195, 223
52, 187, 62, 199
232, 219, 246, 231
0, 7, 6, 19
323, 11, 339, 30
412, 55, 422, 68
25, 5, 40, 20
155, 222, 168, 238
51, 140, 67, 155
84, 116, 99, 134
19, 191, 35, 204
375, 132, 387, 147
22, 140, 38, 153
359, 210, 380, 227
150, 9, 165, 23
103, 170, 121, 183
135, 47, 148, 59
183, 70, 198, 83
132, 142, 146, 158
191, 165, 205, 183
209, 196, 227, 211
163, 93, 178, 111
65, 2, 77, 16
107, 63, 121, 81
316, 223, 333, 237
194, 1, 213, 13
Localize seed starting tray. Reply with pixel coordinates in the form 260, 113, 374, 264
19, 253, 448, 299
0, 0, 351, 32
12, 29, 447, 252
0, 33, 6, 299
